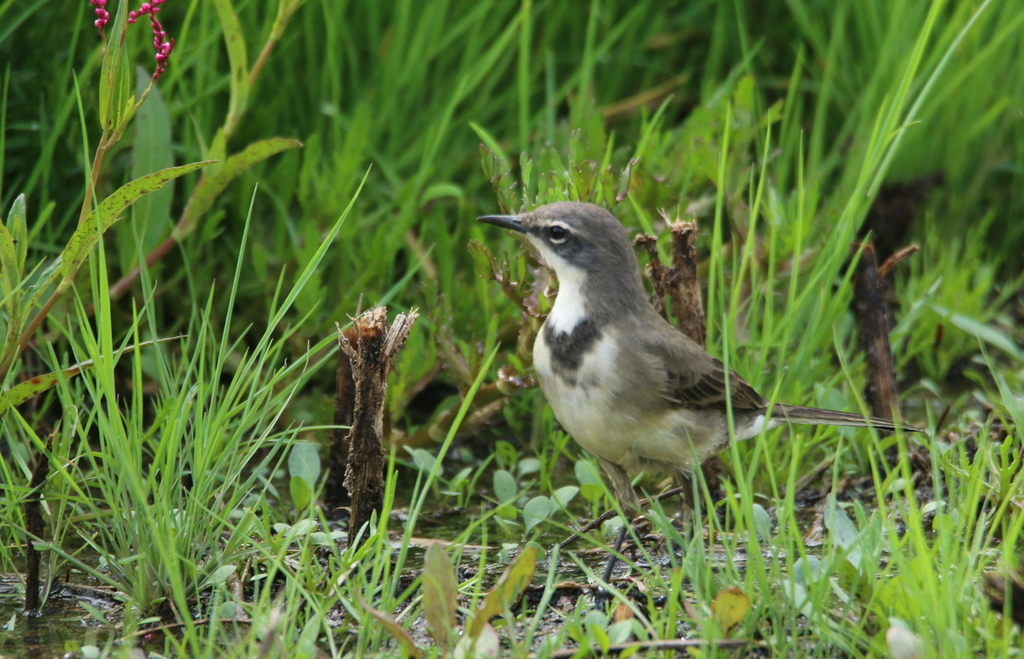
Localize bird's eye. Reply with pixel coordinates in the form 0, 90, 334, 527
547, 225, 568, 243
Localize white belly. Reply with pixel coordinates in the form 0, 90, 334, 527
533, 330, 621, 453
534, 328, 729, 474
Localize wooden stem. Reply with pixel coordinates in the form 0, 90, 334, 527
852, 243, 901, 422
327, 308, 418, 546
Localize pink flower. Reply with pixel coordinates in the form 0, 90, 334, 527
125, 0, 174, 80
90, 0, 109, 31
129, 0, 164, 24
149, 16, 175, 80
89, 0, 173, 80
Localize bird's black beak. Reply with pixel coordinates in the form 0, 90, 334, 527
476, 214, 527, 234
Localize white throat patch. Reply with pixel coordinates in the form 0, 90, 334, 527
541, 253, 588, 334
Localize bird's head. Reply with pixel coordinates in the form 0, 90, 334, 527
476, 202, 636, 281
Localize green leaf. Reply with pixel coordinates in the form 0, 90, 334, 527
282, 519, 318, 538
5, 193, 26, 274
0, 222, 20, 309
576, 461, 604, 503
837, 558, 874, 604
310, 530, 345, 546
493, 440, 519, 469
782, 579, 814, 618
791, 556, 821, 586
216, 601, 240, 619
289, 476, 311, 511
422, 544, 458, 650
731, 74, 757, 128
0, 194, 31, 367
203, 564, 237, 587
523, 495, 551, 533
0, 212, 22, 367
288, 442, 321, 490
173, 138, 303, 240
98, 2, 131, 130
584, 610, 612, 653
580, 483, 603, 504
62, 161, 214, 283
448, 466, 473, 489
574, 460, 602, 485
824, 496, 861, 566
207, 129, 229, 171
212, 0, 250, 134
361, 598, 424, 659
123, 66, 174, 269
517, 457, 541, 476
467, 545, 536, 638
78, 600, 111, 626
468, 122, 509, 164
406, 447, 437, 473
494, 503, 517, 521
493, 469, 517, 502
607, 620, 633, 645
552, 485, 579, 508
931, 303, 1023, 361
751, 503, 772, 541
420, 182, 464, 205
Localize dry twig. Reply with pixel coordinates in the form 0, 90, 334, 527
634, 219, 705, 347
325, 308, 419, 545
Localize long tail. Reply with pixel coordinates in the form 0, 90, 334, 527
774, 404, 921, 433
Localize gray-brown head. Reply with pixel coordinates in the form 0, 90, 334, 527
477, 202, 649, 320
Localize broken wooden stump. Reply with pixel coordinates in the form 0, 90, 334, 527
324, 325, 359, 510
634, 220, 706, 348
852, 242, 903, 423
324, 307, 418, 546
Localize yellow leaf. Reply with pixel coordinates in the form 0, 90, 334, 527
710, 587, 749, 634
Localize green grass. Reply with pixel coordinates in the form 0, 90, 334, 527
0, 0, 1022, 656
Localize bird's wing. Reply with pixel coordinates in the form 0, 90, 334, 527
666, 356, 768, 411
641, 328, 767, 412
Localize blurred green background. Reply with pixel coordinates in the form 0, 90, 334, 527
4, 2, 1021, 429
2, 1, 1024, 655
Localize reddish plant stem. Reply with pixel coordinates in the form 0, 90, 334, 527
107, 231, 178, 302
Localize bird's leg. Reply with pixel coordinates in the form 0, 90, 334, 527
602, 523, 629, 584
669, 469, 696, 563
594, 459, 642, 608
672, 470, 695, 512
594, 522, 630, 610
597, 457, 641, 513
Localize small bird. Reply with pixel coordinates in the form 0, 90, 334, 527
478, 202, 919, 513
